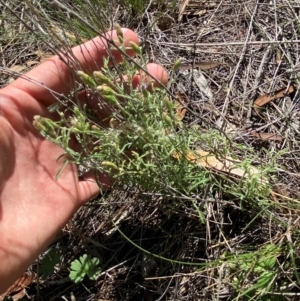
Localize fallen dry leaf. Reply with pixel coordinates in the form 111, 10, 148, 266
26, 60, 40, 67
178, 0, 190, 21
179, 62, 221, 71
192, 69, 213, 100
175, 94, 188, 121
34, 50, 53, 62
50, 24, 84, 44
8, 65, 27, 73
0, 273, 35, 301
173, 150, 265, 181
248, 131, 283, 141
275, 49, 282, 65
254, 85, 294, 107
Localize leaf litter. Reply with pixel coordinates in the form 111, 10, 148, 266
254, 85, 294, 107
0, 273, 36, 301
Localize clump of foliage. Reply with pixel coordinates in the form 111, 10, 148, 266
33, 24, 272, 200
221, 244, 280, 300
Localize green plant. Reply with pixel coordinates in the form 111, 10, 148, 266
119, 0, 178, 16
32, 24, 274, 202
39, 248, 60, 279
222, 244, 280, 300
69, 254, 101, 283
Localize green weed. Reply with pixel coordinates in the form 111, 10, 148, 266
33, 28, 274, 202
69, 254, 101, 283
39, 249, 60, 279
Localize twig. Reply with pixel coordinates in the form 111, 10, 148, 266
46, 0, 99, 34
162, 40, 300, 47
217, 0, 259, 129
246, 45, 273, 121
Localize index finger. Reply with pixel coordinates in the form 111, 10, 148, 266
10, 28, 139, 106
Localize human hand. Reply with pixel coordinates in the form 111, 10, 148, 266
0, 28, 168, 293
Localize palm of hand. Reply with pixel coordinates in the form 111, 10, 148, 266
0, 29, 138, 292
0, 28, 167, 293
0, 71, 102, 293
0, 84, 98, 223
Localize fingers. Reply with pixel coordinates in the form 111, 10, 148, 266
79, 63, 169, 122
9, 29, 139, 107
132, 63, 169, 91
78, 171, 112, 205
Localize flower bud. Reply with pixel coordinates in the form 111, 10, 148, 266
70, 117, 90, 132
131, 150, 139, 157
102, 161, 118, 170
114, 23, 124, 43
173, 58, 182, 71
76, 70, 96, 87
164, 96, 174, 113
93, 71, 112, 85
91, 125, 100, 131
96, 85, 119, 106
129, 41, 142, 55
33, 115, 46, 132
105, 95, 120, 106
163, 112, 173, 127
33, 115, 56, 136
73, 106, 82, 118
96, 85, 116, 96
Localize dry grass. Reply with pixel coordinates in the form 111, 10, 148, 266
1, 0, 300, 300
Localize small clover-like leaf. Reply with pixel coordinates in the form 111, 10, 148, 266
39, 249, 60, 279
69, 254, 101, 283
86, 257, 101, 280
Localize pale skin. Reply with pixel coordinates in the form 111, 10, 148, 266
0, 28, 168, 293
